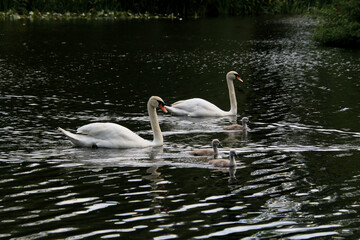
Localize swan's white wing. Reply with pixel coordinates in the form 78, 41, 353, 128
59, 96, 166, 148
59, 127, 96, 148
62, 123, 152, 148
166, 98, 227, 117
77, 123, 134, 139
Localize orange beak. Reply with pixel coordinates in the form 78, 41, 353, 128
159, 104, 168, 113
236, 76, 243, 82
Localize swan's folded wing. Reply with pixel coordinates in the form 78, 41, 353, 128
171, 100, 186, 106
75, 122, 151, 148
165, 105, 190, 116
167, 98, 228, 117
209, 159, 229, 167
77, 123, 137, 140
189, 149, 214, 156
171, 98, 205, 109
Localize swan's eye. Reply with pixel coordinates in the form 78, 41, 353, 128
157, 100, 168, 113
157, 101, 165, 107
234, 73, 243, 82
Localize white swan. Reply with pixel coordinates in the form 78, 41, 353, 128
165, 71, 243, 117
209, 149, 238, 167
58, 96, 167, 148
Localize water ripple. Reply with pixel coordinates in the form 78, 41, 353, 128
194, 221, 296, 239
1, 16, 360, 240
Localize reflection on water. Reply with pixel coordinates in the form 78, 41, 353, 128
1, 16, 360, 239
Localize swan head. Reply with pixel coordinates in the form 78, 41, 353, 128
228, 149, 238, 168
226, 71, 243, 82
149, 96, 167, 113
229, 149, 238, 159
212, 139, 223, 148
241, 117, 249, 125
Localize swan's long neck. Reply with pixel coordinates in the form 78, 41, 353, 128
148, 104, 163, 146
227, 79, 237, 115
212, 143, 219, 156
229, 154, 236, 167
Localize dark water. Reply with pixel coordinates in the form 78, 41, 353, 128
1, 16, 360, 239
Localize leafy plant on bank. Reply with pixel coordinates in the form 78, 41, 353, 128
313, 0, 360, 48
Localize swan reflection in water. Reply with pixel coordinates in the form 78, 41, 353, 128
228, 167, 237, 184
60, 145, 164, 168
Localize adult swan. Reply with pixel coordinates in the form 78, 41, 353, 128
58, 96, 167, 148
165, 71, 243, 117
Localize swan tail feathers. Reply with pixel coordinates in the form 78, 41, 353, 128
58, 127, 93, 147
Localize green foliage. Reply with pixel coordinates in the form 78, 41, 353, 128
2, 1, 358, 48
313, 0, 360, 48
0, 0, 332, 17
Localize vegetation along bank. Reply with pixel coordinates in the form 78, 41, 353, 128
0, 0, 359, 48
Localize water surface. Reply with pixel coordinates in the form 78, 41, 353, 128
1, 16, 360, 239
